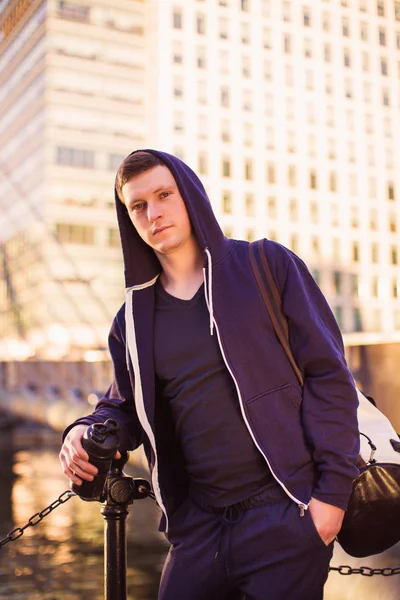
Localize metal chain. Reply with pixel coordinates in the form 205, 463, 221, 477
1, 489, 399, 578
0, 490, 75, 550
329, 565, 400, 576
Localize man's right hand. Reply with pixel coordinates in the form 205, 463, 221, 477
59, 424, 98, 487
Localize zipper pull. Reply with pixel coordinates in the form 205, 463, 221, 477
299, 503, 308, 517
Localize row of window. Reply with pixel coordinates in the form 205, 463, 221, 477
55, 223, 120, 246
56, 147, 125, 170
195, 0, 400, 21
222, 191, 398, 231
172, 7, 400, 47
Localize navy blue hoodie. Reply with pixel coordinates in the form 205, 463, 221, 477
65, 149, 359, 532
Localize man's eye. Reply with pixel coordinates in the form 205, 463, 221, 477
160, 192, 170, 199
132, 202, 145, 211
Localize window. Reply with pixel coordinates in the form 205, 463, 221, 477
290, 233, 299, 254
308, 134, 316, 156
288, 165, 296, 186
245, 193, 255, 216
222, 157, 231, 177
359, 0, 368, 11
360, 22, 368, 41
344, 78, 353, 98
310, 201, 319, 223
389, 212, 397, 233
219, 17, 229, 39
371, 243, 379, 263
172, 41, 183, 64
284, 34, 292, 54
243, 56, 252, 77
382, 88, 390, 106
349, 173, 357, 196
309, 169, 317, 189
198, 153, 208, 175
393, 278, 399, 298
332, 238, 341, 261
264, 59, 272, 80
267, 163, 276, 184
381, 57, 388, 75
333, 271, 343, 295
362, 52, 370, 71
329, 172, 337, 192
377, 1, 385, 17
397, 32, 400, 50
304, 39, 313, 58
263, 27, 272, 49
350, 205, 359, 227
108, 228, 120, 248
197, 47, 207, 68
346, 111, 354, 130
391, 246, 398, 265
322, 12, 331, 32
285, 65, 294, 86
244, 122, 253, 146
303, 6, 312, 27
289, 198, 298, 221
266, 126, 274, 149
328, 138, 336, 159
363, 82, 372, 102
56, 147, 95, 168
369, 177, 377, 198
342, 17, 350, 36
55, 223, 95, 245
219, 19, 229, 40
352, 241, 360, 262
305, 70, 314, 89
246, 229, 256, 242
196, 13, 206, 34
244, 159, 253, 180
326, 106, 334, 127
379, 27, 386, 45
243, 89, 252, 111
174, 111, 184, 132
220, 85, 230, 107
370, 208, 378, 230
353, 308, 363, 332
241, 0, 250, 10
108, 153, 125, 171
198, 115, 208, 138
396, 2, 400, 21
172, 7, 183, 29
325, 74, 333, 94
352, 274, 360, 297
287, 130, 296, 153
173, 77, 184, 97
222, 191, 232, 213
286, 98, 295, 120
324, 44, 332, 63
334, 307, 343, 329
241, 22, 250, 44
365, 114, 373, 134
221, 119, 231, 142
219, 50, 229, 74
267, 196, 277, 218
344, 48, 351, 67
282, 2, 291, 22
197, 80, 207, 104
367, 145, 375, 166
311, 237, 321, 258
388, 182, 395, 200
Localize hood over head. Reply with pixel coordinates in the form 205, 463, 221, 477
114, 149, 229, 289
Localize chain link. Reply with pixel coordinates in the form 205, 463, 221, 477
329, 565, 400, 576
0, 490, 75, 550
1, 490, 399, 578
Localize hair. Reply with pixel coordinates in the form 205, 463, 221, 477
115, 151, 165, 203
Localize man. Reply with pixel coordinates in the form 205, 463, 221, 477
60, 150, 359, 599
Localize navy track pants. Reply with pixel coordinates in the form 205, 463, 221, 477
159, 489, 334, 600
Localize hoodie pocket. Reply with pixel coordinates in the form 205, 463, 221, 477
245, 383, 312, 479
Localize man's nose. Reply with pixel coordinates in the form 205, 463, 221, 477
147, 201, 162, 222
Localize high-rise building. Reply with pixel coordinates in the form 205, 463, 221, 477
1, 0, 400, 360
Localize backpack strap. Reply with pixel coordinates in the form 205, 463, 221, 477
249, 239, 304, 387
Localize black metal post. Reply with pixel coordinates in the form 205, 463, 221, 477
100, 452, 152, 600
102, 503, 128, 600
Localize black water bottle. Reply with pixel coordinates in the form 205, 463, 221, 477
72, 419, 120, 501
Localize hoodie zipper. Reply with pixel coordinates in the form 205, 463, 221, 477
211, 316, 309, 517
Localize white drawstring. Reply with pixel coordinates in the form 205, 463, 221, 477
203, 248, 214, 336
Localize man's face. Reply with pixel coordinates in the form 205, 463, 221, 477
121, 165, 194, 256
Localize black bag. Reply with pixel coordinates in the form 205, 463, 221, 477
249, 239, 400, 558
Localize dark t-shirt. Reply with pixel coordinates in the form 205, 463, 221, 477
154, 279, 274, 507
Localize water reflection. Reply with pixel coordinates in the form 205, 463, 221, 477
1, 432, 399, 599
0, 436, 168, 599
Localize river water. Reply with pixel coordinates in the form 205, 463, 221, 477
0, 427, 399, 599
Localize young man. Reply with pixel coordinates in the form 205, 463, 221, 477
60, 150, 359, 600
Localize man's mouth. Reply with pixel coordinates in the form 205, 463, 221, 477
153, 226, 171, 236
